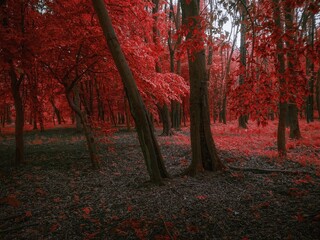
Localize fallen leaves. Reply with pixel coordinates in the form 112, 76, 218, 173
82, 207, 92, 215
0, 194, 21, 208
196, 195, 207, 200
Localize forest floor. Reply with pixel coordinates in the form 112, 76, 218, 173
0, 120, 320, 240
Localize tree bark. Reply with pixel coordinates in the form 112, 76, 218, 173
181, 0, 224, 175
66, 91, 100, 169
158, 104, 173, 136
171, 101, 181, 130
316, 69, 320, 119
92, 0, 169, 184
306, 10, 315, 123
273, 0, 287, 157
9, 63, 25, 165
153, 0, 173, 136
50, 97, 62, 124
238, 0, 248, 129
284, 4, 301, 139
73, 83, 82, 130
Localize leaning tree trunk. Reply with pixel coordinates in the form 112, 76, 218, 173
66, 91, 100, 169
181, 0, 224, 175
273, 0, 287, 157
9, 63, 25, 165
92, 0, 169, 184
50, 97, 62, 124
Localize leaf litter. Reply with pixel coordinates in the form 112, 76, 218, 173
0, 121, 319, 239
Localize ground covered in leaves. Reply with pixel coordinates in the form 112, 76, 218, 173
0, 121, 320, 239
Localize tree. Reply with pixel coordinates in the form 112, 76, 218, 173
0, 0, 35, 165
272, 0, 287, 157
238, 0, 248, 129
91, 0, 169, 184
284, 1, 301, 139
180, 0, 224, 175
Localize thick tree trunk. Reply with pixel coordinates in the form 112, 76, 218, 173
92, 0, 169, 184
273, 0, 287, 157
9, 63, 25, 165
181, 0, 224, 175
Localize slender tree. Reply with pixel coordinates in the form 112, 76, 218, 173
272, 0, 287, 157
91, 0, 169, 184
284, 2, 301, 139
238, 0, 248, 128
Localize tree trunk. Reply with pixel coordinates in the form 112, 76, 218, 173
285, 4, 301, 139
153, 0, 173, 136
9, 63, 25, 165
124, 96, 131, 131
171, 100, 181, 130
73, 83, 82, 130
94, 78, 105, 121
158, 104, 173, 136
92, 0, 169, 184
273, 0, 287, 157
316, 69, 320, 119
50, 97, 62, 124
66, 91, 100, 169
306, 11, 315, 123
238, 0, 248, 129
181, 0, 224, 175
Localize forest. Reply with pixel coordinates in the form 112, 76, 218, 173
0, 0, 320, 239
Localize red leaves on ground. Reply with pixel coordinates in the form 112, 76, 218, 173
25, 211, 32, 217
293, 175, 314, 185
154, 235, 172, 240
196, 195, 207, 200
294, 213, 304, 222
82, 207, 92, 215
50, 223, 60, 232
0, 194, 21, 208
231, 172, 245, 179
35, 188, 47, 196
53, 197, 61, 203
186, 224, 199, 233
288, 188, 309, 197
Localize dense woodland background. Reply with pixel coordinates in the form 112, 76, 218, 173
0, 0, 320, 239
